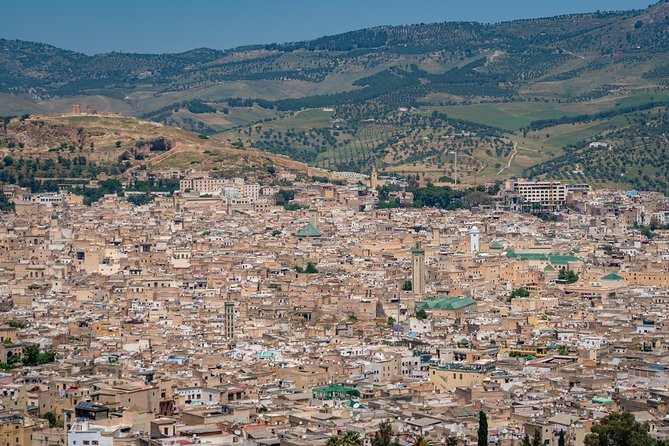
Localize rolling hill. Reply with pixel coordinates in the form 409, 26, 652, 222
2, 1, 669, 191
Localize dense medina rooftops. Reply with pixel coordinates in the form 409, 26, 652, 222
4, 175, 669, 445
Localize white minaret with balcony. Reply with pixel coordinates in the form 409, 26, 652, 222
470, 226, 480, 253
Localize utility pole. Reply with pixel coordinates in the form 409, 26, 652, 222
450, 150, 458, 187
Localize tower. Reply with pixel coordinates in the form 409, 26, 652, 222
370, 167, 378, 188
224, 301, 235, 340
418, 172, 427, 188
432, 226, 441, 246
411, 242, 425, 295
470, 226, 480, 253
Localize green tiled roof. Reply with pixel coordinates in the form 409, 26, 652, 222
296, 222, 321, 237
601, 273, 623, 281
416, 296, 476, 311
506, 251, 582, 264
547, 254, 582, 264
489, 241, 504, 249
544, 264, 555, 271
313, 384, 360, 399
592, 397, 614, 404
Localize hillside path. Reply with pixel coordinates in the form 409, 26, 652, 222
497, 141, 518, 175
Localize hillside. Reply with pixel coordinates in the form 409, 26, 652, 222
0, 114, 317, 191
2, 2, 669, 191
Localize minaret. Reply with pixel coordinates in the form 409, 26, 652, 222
470, 226, 480, 253
370, 167, 378, 188
411, 242, 425, 295
432, 227, 441, 246
224, 301, 235, 340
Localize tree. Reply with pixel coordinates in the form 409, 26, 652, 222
22, 345, 40, 366
43, 411, 58, 428
521, 435, 532, 446
127, 193, 154, 206
462, 190, 493, 209
0, 194, 14, 212
584, 412, 655, 446
416, 308, 428, 320
274, 189, 295, 205
558, 430, 565, 446
305, 262, 319, 274
372, 420, 399, 446
478, 411, 488, 446
328, 431, 361, 446
413, 436, 436, 446
447, 437, 458, 446
531, 431, 542, 446
507, 288, 530, 302
558, 269, 579, 284
7, 321, 25, 329
403, 280, 413, 291
20, 345, 55, 367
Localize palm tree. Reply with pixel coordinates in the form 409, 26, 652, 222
413, 435, 436, 446
328, 431, 362, 446
340, 431, 362, 446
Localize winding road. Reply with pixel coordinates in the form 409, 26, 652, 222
497, 141, 518, 175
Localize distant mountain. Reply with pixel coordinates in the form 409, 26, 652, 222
1, 3, 666, 107
2, 1, 669, 192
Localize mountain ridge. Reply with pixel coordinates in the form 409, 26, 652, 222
2, 1, 669, 192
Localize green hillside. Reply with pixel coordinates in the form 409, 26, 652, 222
2, 1, 669, 190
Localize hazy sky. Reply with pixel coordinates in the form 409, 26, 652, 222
1, 0, 657, 55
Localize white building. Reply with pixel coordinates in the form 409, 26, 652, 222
67, 420, 114, 446
504, 179, 568, 210
176, 386, 224, 406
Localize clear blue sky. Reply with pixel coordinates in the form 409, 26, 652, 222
2, 0, 657, 55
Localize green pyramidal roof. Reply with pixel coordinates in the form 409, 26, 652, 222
601, 273, 623, 281
297, 222, 321, 237
490, 241, 504, 249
